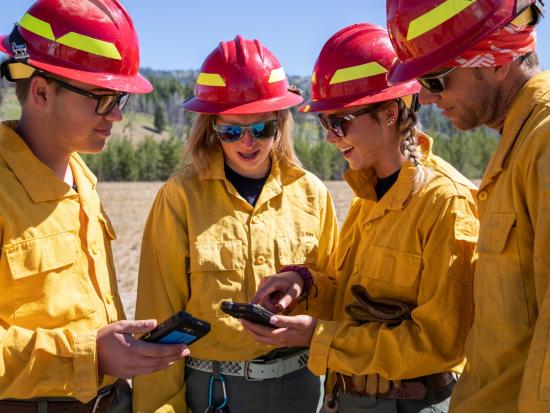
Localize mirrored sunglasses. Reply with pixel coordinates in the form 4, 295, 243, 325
212, 119, 279, 143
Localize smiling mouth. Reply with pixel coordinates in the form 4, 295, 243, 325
238, 150, 260, 159
340, 145, 354, 155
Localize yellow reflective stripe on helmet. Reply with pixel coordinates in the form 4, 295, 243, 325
57, 32, 121, 60
19, 13, 55, 41
197, 73, 226, 87
268, 67, 286, 83
329, 62, 387, 85
18, 13, 121, 60
407, 0, 476, 41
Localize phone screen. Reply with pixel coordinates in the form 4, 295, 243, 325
157, 331, 198, 344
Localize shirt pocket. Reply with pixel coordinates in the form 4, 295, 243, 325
476, 212, 529, 327
188, 240, 246, 319
190, 239, 245, 272
275, 235, 319, 269
360, 245, 422, 298
4, 231, 95, 327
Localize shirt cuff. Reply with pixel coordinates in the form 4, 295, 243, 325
73, 330, 99, 402
308, 319, 338, 376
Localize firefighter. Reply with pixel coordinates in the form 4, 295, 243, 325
386, 1, 549, 411
0, 1, 188, 412
243, 23, 479, 412
133, 35, 339, 412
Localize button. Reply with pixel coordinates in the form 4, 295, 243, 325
105, 294, 113, 304
90, 244, 99, 255
478, 190, 488, 201
255, 256, 266, 265
251, 216, 259, 224
365, 222, 373, 230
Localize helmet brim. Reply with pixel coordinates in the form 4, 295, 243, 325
0, 35, 152, 94
299, 80, 420, 113
183, 92, 303, 115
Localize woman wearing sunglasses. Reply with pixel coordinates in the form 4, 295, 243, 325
133, 35, 338, 413
243, 24, 479, 412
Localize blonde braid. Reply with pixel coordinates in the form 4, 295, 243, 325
396, 99, 433, 193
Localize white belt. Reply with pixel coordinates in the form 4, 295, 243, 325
186, 350, 309, 381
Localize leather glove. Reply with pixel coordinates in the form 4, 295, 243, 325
345, 284, 412, 325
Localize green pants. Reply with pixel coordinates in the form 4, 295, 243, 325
185, 366, 322, 412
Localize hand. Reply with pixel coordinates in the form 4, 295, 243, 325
252, 271, 304, 313
241, 314, 317, 347
365, 374, 401, 395
97, 319, 190, 379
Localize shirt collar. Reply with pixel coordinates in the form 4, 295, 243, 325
0, 120, 97, 203
480, 71, 550, 191
344, 132, 434, 218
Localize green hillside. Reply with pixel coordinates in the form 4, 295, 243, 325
0, 70, 497, 181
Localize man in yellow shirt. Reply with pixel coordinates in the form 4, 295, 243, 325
0, 1, 188, 412
386, 1, 549, 412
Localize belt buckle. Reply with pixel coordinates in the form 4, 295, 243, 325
243, 358, 266, 382
91, 385, 113, 413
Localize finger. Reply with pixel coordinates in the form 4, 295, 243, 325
116, 319, 158, 334
252, 281, 286, 305
366, 374, 378, 396
130, 339, 189, 358
242, 326, 281, 346
378, 377, 391, 394
269, 314, 302, 328
241, 319, 276, 336
125, 359, 180, 378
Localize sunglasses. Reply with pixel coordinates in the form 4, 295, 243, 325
316, 106, 375, 138
417, 67, 457, 93
212, 119, 279, 143
38, 74, 130, 115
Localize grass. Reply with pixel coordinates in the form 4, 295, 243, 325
98, 181, 353, 319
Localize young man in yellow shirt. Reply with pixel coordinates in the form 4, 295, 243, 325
387, 1, 549, 412
0, 1, 188, 412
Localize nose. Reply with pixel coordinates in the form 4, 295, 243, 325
418, 86, 440, 106
241, 130, 256, 147
104, 104, 123, 122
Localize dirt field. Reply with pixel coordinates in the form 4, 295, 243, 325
98, 181, 353, 319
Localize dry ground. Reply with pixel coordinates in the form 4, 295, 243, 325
98, 181, 353, 319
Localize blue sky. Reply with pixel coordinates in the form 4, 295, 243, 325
1, 1, 548, 76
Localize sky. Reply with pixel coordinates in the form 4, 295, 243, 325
0, 1, 548, 76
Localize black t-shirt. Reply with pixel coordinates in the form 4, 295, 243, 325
224, 163, 270, 206
375, 169, 400, 200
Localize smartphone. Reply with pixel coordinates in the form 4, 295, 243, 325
220, 301, 275, 328
140, 311, 211, 345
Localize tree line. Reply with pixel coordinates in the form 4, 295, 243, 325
1, 70, 498, 181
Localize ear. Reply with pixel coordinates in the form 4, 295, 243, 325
28, 76, 56, 109
383, 101, 399, 124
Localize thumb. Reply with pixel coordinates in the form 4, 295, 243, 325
116, 319, 158, 334
269, 314, 301, 328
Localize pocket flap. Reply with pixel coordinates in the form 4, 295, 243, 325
364, 245, 421, 287
479, 213, 516, 254
276, 235, 318, 267
4, 232, 77, 280
98, 212, 117, 240
190, 239, 245, 272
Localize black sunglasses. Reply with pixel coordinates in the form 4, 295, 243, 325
417, 67, 457, 93
38, 74, 130, 115
212, 119, 279, 143
316, 106, 375, 138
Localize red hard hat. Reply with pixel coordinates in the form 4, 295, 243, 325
299, 23, 420, 113
0, 0, 151, 93
386, 0, 543, 84
183, 35, 303, 115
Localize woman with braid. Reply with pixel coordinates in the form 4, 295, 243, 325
242, 24, 479, 412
